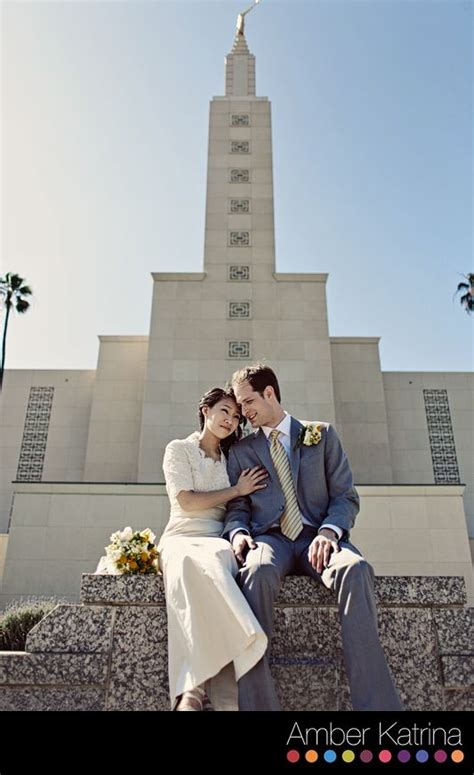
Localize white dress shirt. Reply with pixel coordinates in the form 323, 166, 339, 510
230, 412, 342, 543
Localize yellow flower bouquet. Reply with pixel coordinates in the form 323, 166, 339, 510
96, 526, 159, 575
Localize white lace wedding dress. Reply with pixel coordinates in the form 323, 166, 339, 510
160, 431, 267, 710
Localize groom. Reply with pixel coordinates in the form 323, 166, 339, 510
224, 363, 402, 711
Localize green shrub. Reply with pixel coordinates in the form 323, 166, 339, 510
0, 598, 62, 651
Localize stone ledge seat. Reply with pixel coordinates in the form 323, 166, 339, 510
0, 575, 472, 711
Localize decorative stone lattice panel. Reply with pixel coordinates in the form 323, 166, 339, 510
230, 114, 250, 126
228, 302, 251, 319
229, 169, 250, 183
229, 231, 250, 247
423, 389, 460, 484
16, 387, 54, 481
229, 199, 250, 213
229, 265, 250, 281
228, 341, 251, 359
230, 141, 250, 154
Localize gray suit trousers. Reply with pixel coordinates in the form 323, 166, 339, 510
236, 526, 403, 711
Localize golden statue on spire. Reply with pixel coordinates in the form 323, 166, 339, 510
236, 0, 261, 37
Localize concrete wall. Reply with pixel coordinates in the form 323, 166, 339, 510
83, 336, 148, 482
0, 483, 169, 608
384, 372, 474, 538
1, 483, 471, 608
331, 337, 393, 484
0, 369, 95, 532
352, 484, 472, 603
0, 534, 8, 587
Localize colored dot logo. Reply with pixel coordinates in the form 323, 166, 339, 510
285, 747, 465, 766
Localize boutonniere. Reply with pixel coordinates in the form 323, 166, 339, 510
295, 423, 322, 450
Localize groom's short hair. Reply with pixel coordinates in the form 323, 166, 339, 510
231, 363, 281, 403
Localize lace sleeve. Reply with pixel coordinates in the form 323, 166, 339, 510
163, 440, 194, 500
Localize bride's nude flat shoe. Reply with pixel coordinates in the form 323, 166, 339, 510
175, 686, 207, 711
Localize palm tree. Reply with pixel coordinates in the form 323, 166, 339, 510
454, 273, 474, 315
0, 273, 33, 391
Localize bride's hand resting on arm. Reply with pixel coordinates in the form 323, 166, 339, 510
176, 467, 267, 512
234, 467, 268, 497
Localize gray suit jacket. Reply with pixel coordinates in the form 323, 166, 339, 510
224, 417, 359, 540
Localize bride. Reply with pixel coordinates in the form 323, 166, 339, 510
160, 386, 268, 711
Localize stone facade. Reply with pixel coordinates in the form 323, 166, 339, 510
0, 29, 472, 603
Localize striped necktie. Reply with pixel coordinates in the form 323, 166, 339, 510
269, 430, 303, 541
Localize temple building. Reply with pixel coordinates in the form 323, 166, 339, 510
0, 19, 472, 608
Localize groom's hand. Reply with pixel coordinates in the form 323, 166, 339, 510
308, 529, 340, 573
232, 533, 257, 564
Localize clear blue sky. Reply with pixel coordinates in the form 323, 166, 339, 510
2, 0, 472, 372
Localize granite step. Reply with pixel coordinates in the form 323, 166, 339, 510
0, 574, 471, 711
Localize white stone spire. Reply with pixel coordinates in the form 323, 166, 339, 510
135, 1, 336, 482
225, 2, 260, 97
225, 37, 256, 97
